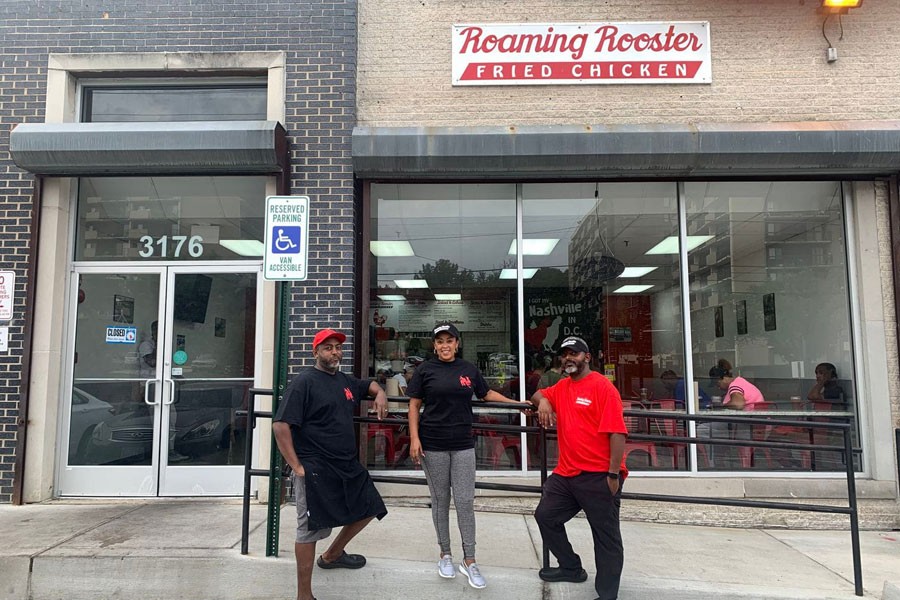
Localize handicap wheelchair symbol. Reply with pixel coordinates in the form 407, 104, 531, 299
271, 227, 302, 254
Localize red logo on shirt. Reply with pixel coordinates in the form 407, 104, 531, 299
459, 375, 472, 388
344, 387, 354, 401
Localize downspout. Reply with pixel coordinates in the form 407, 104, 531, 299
12, 175, 42, 505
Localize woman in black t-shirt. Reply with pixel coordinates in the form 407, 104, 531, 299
407, 322, 528, 589
807, 362, 846, 408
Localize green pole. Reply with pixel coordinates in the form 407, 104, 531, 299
266, 280, 291, 556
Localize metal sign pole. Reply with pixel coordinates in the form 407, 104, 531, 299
265, 280, 291, 556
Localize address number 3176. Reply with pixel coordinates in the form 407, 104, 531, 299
138, 235, 204, 258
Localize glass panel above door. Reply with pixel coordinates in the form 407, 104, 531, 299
82, 85, 267, 122
75, 176, 266, 261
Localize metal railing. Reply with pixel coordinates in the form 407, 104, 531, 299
237, 387, 275, 556
240, 394, 863, 596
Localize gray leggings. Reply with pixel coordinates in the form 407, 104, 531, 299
421, 448, 477, 559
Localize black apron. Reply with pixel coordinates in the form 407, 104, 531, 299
302, 455, 387, 530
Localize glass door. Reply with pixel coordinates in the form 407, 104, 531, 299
60, 267, 167, 495
158, 266, 258, 495
58, 265, 259, 496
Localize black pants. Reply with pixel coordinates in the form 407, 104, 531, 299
534, 472, 623, 600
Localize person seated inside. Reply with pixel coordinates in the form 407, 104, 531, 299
806, 362, 845, 409
697, 365, 766, 467
660, 369, 711, 409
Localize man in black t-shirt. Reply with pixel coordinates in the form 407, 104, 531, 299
273, 328, 388, 600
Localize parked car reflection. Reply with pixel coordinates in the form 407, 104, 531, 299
68, 387, 115, 465
80, 382, 249, 467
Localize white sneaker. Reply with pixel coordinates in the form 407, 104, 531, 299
459, 561, 486, 589
438, 555, 455, 578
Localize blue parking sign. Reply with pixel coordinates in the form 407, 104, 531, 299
271, 226, 302, 254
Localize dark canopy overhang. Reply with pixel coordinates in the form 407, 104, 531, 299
352, 121, 900, 180
10, 120, 287, 176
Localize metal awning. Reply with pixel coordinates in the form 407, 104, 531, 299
352, 121, 900, 179
10, 120, 287, 175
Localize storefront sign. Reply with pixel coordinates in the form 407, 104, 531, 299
452, 22, 711, 85
264, 195, 310, 281
0, 271, 13, 321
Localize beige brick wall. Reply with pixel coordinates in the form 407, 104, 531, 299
358, 0, 900, 126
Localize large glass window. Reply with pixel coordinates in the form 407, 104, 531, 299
523, 183, 687, 471
686, 181, 857, 472
364, 180, 860, 475
367, 184, 520, 470
75, 176, 266, 261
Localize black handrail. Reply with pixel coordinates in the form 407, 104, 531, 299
237, 387, 274, 555
363, 399, 864, 597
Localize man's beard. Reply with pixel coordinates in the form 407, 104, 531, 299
564, 360, 586, 376
319, 357, 341, 372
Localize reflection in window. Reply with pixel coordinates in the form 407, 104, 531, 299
367, 184, 520, 470
523, 183, 686, 471
363, 181, 860, 475
83, 85, 267, 122
75, 176, 266, 261
686, 182, 858, 472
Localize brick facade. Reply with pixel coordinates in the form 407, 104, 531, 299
0, 0, 357, 503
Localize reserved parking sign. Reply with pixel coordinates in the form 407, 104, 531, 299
264, 196, 310, 280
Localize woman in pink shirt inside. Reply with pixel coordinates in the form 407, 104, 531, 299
698, 366, 766, 467
716, 370, 766, 410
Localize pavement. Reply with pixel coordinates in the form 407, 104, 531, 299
0, 498, 899, 600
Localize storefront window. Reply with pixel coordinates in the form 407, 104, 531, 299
367, 184, 520, 470
685, 181, 858, 471
364, 180, 859, 475
523, 183, 687, 471
75, 176, 266, 261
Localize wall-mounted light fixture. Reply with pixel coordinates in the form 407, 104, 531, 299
820, 0, 862, 63
821, 0, 862, 13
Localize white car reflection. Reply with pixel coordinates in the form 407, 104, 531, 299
69, 387, 115, 462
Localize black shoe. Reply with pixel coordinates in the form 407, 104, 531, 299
538, 566, 588, 583
316, 551, 366, 569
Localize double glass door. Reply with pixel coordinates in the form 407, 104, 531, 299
59, 264, 260, 496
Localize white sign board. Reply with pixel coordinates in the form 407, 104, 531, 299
0, 327, 7, 352
106, 326, 137, 344
264, 196, 310, 281
0, 271, 14, 321
452, 21, 711, 85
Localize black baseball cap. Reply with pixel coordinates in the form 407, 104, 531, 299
432, 322, 460, 339
558, 336, 589, 354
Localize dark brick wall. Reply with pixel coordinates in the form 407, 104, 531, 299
0, 0, 358, 502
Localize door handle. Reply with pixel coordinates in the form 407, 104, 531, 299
163, 379, 176, 405
144, 379, 160, 406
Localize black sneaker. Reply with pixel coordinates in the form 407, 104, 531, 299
538, 566, 588, 583
316, 551, 366, 569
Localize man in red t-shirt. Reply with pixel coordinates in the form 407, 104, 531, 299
530, 336, 628, 600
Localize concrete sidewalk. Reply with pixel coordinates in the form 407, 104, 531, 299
0, 499, 898, 600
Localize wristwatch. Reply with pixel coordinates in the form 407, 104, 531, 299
607, 472, 619, 480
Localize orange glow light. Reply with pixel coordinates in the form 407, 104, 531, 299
822, 0, 863, 8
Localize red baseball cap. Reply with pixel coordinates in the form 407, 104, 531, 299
312, 328, 346, 349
